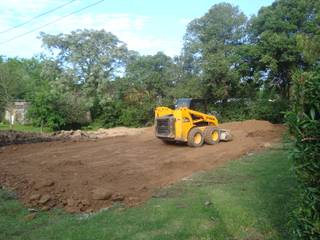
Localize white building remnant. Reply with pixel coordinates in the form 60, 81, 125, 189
4, 100, 30, 125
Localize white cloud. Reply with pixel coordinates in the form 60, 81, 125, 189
0, 1, 181, 58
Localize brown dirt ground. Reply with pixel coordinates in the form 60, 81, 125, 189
0, 120, 284, 213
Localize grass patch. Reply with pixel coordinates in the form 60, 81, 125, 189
0, 123, 51, 133
0, 149, 297, 240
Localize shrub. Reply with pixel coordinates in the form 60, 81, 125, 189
286, 70, 320, 239
98, 101, 122, 128
120, 103, 154, 127
28, 89, 90, 130
211, 99, 252, 122
251, 94, 289, 123
28, 89, 65, 130
209, 92, 289, 123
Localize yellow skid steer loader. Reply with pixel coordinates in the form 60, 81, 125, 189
155, 98, 232, 147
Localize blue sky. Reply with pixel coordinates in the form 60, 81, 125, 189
0, 0, 274, 58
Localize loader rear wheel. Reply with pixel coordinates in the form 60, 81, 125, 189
204, 126, 220, 145
187, 128, 204, 147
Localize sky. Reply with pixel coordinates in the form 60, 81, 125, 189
0, 0, 274, 58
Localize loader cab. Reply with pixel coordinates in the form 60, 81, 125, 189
175, 98, 207, 113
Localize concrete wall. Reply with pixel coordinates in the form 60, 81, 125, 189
5, 101, 30, 125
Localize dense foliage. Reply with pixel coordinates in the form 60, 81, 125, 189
286, 70, 320, 239
285, 4, 320, 235
249, 0, 319, 97
183, 3, 247, 102
0, 57, 42, 119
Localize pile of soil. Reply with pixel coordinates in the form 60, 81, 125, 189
0, 120, 284, 213
53, 127, 147, 140
0, 130, 53, 146
0, 127, 147, 146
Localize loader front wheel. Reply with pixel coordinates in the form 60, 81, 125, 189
187, 128, 204, 147
204, 126, 220, 145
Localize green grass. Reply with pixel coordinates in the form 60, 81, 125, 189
0, 149, 297, 240
0, 123, 51, 133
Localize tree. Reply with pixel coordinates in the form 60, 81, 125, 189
285, 5, 320, 236
0, 58, 25, 104
124, 52, 175, 102
0, 57, 37, 117
250, 0, 320, 98
40, 29, 128, 115
103, 52, 177, 127
183, 3, 247, 102
28, 84, 90, 130
27, 85, 63, 130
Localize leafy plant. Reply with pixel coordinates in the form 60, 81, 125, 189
28, 87, 90, 130
286, 70, 320, 239
251, 91, 289, 123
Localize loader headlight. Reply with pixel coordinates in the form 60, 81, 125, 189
183, 117, 190, 122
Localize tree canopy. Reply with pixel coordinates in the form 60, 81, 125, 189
183, 3, 247, 101
249, 0, 320, 97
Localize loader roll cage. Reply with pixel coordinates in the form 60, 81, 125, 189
174, 98, 207, 113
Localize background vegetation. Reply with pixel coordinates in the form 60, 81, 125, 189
286, 71, 320, 238
1, 0, 318, 130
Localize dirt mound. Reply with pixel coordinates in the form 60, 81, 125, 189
53, 127, 147, 140
0, 130, 53, 146
0, 120, 284, 213
0, 127, 147, 146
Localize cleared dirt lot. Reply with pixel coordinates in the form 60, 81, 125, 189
0, 120, 284, 213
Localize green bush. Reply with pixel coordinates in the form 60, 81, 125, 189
210, 92, 289, 123
120, 103, 155, 127
28, 89, 90, 130
286, 70, 320, 239
98, 101, 122, 128
28, 89, 65, 130
97, 95, 156, 128
251, 95, 289, 123
212, 99, 252, 122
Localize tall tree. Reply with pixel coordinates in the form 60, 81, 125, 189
183, 3, 247, 102
124, 52, 175, 103
0, 57, 33, 110
250, 0, 320, 98
40, 29, 128, 107
103, 52, 177, 127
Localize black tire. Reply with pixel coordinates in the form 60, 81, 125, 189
187, 127, 204, 147
162, 139, 176, 145
204, 126, 220, 145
